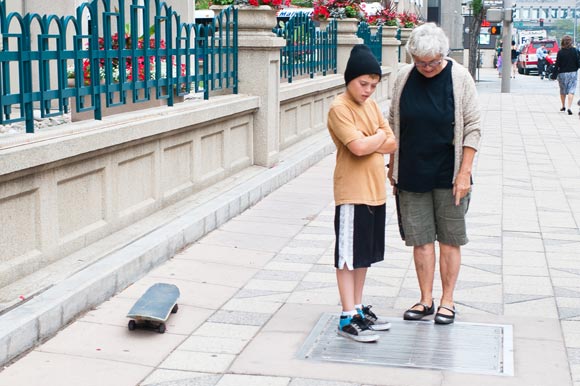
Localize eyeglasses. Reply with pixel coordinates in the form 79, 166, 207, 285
414, 59, 443, 68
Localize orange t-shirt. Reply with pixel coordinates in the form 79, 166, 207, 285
327, 93, 394, 206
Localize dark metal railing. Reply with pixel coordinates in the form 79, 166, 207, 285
0, 0, 237, 133
357, 22, 382, 64
275, 15, 337, 83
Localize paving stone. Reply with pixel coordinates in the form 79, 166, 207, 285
216, 374, 290, 386
178, 335, 250, 355
208, 310, 271, 326
503, 275, 554, 296
263, 261, 313, 272
456, 301, 503, 315
359, 296, 395, 309
235, 289, 282, 299
364, 276, 403, 287
141, 370, 221, 386
296, 227, 335, 235
559, 308, 580, 320
310, 265, 335, 273
463, 248, 503, 257
254, 270, 307, 281
569, 348, 580, 365
221, 298, 282, 314
160, 351, 235, 373
244, 279, 299, 292
398, 288, 420, 299
279, 246, 326, 255
145, 378, 221, 386
462, 264, 503, 274
504, 297, 559, 318
504, 294, 551, 304
556, 288, 580, 298
294, 233, 335, 241
295, 281, 335, 291
562, 321, 580, 348
233, 292, 290, 303
272, 254, 322, 264
194, 322, 260, 339
289, 379, 359, 386
285, 239, 334, 249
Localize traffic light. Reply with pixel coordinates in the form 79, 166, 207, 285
490, 25, 502, 35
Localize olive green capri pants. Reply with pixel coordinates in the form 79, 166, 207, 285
398, 189, 470, 247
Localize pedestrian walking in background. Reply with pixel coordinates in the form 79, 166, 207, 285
536, 45, 547, 80
496, 54, 502, 78
387, 23, 481, 325
555, 35, 580, 115
327, 44, 397, 342
511, 40, 519, 78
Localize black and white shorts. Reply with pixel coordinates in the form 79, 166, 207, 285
334, 204, 386, 270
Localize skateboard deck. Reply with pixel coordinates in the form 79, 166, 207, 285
127, 283, 180, 333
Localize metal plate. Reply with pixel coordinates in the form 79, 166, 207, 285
297, 313, 514, 376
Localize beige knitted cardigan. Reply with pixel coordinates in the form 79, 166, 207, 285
388, 59, 481, 184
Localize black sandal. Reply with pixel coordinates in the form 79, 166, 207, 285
434, 305, 456, 325
403, 301, 435, 321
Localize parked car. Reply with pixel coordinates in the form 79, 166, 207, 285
518, 39, 559, 75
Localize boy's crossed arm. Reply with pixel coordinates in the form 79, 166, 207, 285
347, 129, 397, 157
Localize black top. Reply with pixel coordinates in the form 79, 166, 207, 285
556, 47, 579, 74
398, 61, 455, 193
511, 47, 519, 60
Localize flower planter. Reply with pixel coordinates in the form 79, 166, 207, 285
236, 5, 278, 36
382, 25, 399, 39
71, 86, 184, 122
399, 27, 413, 43
334, 18, 359, 35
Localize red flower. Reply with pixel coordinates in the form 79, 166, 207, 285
312, 0, 363, 21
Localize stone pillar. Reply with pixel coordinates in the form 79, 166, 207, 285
381, 26, 400, 99
335, 18, 364, 75
399, 27, 413, 64
235, 6, 286, 168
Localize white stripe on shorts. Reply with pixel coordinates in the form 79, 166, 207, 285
338, 204, 355, 270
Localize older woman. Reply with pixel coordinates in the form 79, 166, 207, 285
388, 23, 481, 324
555, 35, 579, 115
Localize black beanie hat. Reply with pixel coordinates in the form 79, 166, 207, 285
344, 44, 382, 85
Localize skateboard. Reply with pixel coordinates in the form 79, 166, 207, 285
126, 283, 180, 333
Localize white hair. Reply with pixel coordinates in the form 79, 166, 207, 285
405, 23, 449, 58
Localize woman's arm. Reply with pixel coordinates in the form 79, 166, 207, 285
453, 146, 476, 206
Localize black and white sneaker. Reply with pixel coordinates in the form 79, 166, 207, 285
337, 314, 379, 342
359, 305, 391, 331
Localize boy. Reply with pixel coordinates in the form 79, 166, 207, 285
327, 45, 397, 342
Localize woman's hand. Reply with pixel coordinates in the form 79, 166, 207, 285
453, 171, 470, 206
387, 157, 396, 194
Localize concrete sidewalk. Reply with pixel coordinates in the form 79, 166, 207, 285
0, 67, 579, 386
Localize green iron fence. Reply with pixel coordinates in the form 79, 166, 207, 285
0, 0, 237, 133
275, 15, 337, 83
357, 22, 382, 64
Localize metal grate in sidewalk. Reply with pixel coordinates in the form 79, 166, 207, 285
297, 313, 514, 376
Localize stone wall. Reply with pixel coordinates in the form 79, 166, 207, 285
0, 96, 258, 290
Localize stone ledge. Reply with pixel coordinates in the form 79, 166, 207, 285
0, 94, 260, 176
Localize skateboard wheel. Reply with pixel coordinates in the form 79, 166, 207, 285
128, 320, 136, 331
158, 323, 166, 334
171, 304, 179, 314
